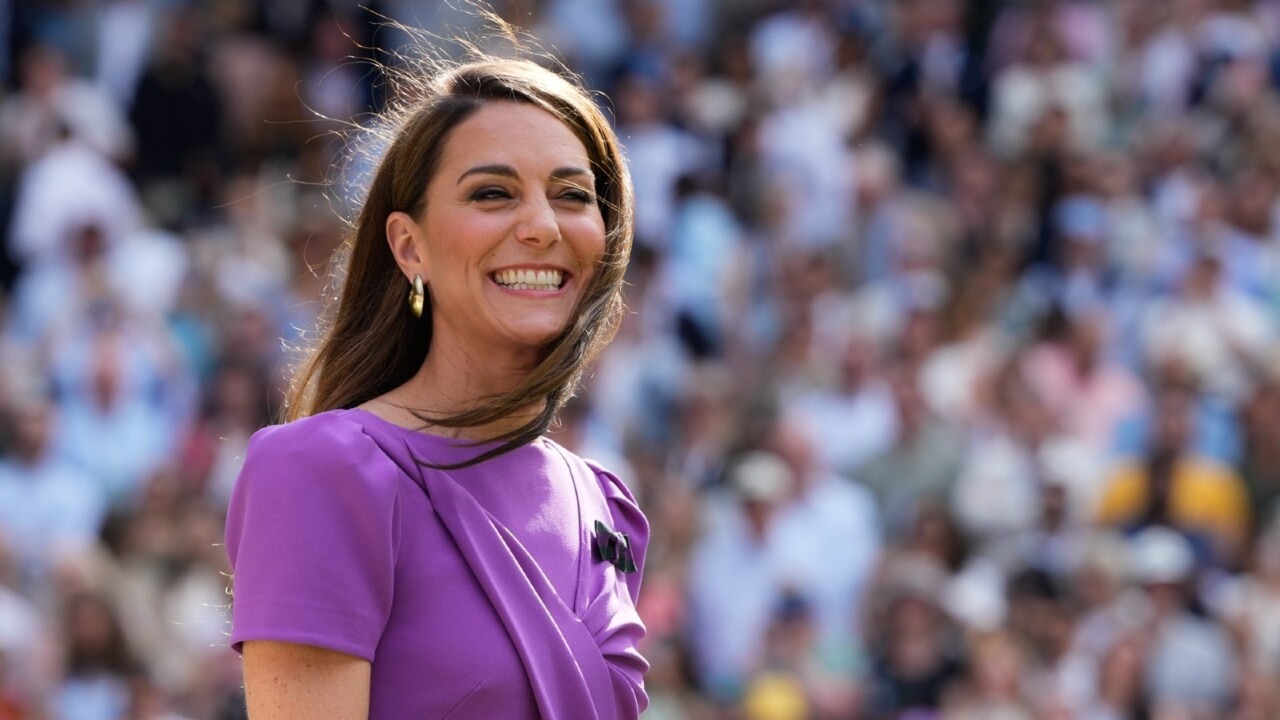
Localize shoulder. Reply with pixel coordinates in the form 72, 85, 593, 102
816, 473, 878, 515
547, 443, 651, 605
247, 409, 371, 460
1104, 459, 1145, 486
1179, 457, 1244, 486
247, 410, 390, 475
584, 458, 642, 513
542, 440, 641, 508
581, 454, 649, 572
237, 410, 405, 508
542, 439, 649, 545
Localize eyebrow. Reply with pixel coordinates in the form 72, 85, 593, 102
456, 164, 594, 185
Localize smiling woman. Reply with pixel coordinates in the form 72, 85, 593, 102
222, 33, 647, 720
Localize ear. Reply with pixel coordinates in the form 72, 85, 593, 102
386, 211, 429, 281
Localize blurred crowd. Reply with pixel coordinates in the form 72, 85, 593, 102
2, 0, 1280, 718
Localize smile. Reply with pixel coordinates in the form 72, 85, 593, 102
491, 268, 567, 291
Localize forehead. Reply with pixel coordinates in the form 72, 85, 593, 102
434, 101, 591, 177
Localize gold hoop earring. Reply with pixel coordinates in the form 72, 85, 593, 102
408, 275, 425, 318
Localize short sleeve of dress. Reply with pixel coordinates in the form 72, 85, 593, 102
584, 460, 651, 717
225, 414, 401, 662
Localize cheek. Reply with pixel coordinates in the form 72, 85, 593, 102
422, 207, 502, 267
576, 243, 607, 290
568, 214, 608, 265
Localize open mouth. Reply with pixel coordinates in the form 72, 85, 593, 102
490, 268, 567, 291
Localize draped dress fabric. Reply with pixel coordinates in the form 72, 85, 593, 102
225, 409, 649, 719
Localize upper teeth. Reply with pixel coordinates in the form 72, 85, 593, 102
494, 269, 563, 289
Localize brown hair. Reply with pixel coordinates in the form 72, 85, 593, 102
286, 51, 633, 467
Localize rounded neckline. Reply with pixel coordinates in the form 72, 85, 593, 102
342, 407, 539, 455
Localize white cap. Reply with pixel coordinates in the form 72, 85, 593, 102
731, 451, 793, 504
1128, 525, 1195, 585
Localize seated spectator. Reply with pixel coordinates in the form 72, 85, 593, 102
950, 360, 1052, 552
1125, 526, 1238, 718
940, 630, 1033, 720
1002, 567, 1100, 716
0, 394, 104, 592
764, 413, 882, 661
1211, 513, 1280, 684
686, 451, 797, 702
0, 43, 133, 167
741, 591, 860, 720
858, 368, 967, 542
785, 326, 899, 476
1096, 383, 1250, 568
1019, 306, 1149, 457
54, 593, 140, 720
1141, 251, 1273, 404
51, 324, 176, 509
864, 553, 964, 718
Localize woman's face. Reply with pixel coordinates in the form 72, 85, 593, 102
403, 101, 606, 360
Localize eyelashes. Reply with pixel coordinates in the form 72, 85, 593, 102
470, 187, 512, 201
468, 186, 596, 205
560, 189, 596, 204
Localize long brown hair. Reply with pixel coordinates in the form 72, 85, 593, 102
286, 53, 634, 467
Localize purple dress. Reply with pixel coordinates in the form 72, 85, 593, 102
225, 408, 649, 719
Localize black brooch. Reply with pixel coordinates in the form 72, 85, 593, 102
593, 520, 637, 573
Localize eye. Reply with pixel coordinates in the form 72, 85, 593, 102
470, 186, 512, 201
558, 188, 595, 204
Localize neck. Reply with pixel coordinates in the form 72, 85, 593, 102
390, 332, 544, 440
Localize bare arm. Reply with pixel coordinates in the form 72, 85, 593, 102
242, 641, 371, 720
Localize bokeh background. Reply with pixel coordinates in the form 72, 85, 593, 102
3, 0, 1280, 718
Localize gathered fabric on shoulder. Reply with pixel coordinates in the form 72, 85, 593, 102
225, 409, 649, 720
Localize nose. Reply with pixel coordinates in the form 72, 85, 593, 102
516, 195, 560, 247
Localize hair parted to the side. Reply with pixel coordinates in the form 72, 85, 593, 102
284, 17, 634, 468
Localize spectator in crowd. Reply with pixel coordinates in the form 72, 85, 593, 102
940, 630, 1033, 720
0, 394, 103, 593
1213, 513, 1280, 691
764, 413, 882, 659
1097, 380, 1251, 568
864, 552, 963, 719
54, 592, 139, 720
1124, 525, 1239, 718
686, 450, 796, 701
858, 366, 967, 543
